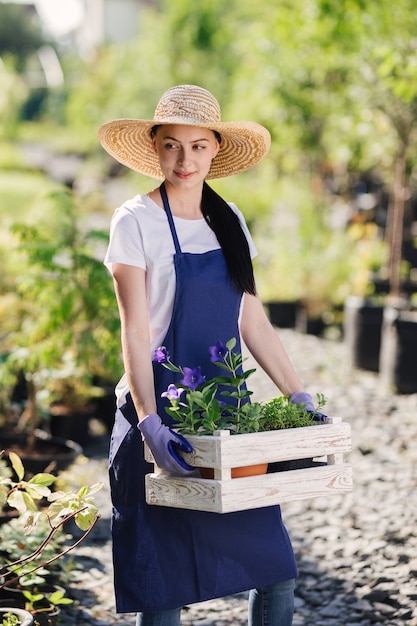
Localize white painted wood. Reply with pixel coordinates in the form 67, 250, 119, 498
145, 463, 353, 513
180, 419, 351, 470
212, 431, 232, 480
144, 417, 353, 513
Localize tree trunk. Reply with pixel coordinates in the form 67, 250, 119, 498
386, 144, 407, 301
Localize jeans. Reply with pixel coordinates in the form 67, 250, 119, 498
248, 578, 295, 626
135, 578, 295, 626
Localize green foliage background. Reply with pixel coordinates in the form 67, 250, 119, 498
1, 0, 417, 407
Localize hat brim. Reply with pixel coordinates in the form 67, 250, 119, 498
98, 118, 271, 180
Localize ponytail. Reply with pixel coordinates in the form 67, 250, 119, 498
201, 182, 256, 295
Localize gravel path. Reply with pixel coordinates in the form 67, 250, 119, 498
58, 329, 417, 625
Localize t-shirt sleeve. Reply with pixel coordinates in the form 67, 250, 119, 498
229, 203, 258, 259
103, 206, 146, 274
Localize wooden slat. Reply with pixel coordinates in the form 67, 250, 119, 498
145, 463, 353, 513
144, 419, 351, 468
181, 420, 351, 469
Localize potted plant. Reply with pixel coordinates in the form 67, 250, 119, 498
343, 223, 388, 372
0, 450, 102, 623
254, 190, 303, 329
254, 179, 357, 335
41, 365, 105, 447
0, 608, 33, 626
345, 41, 417, 391
2, 187, 122, 442
153, 338, 327, 436
146, 338, 352, 513
18, 587, 72, 626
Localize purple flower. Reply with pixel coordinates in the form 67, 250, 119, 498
153, 346, 168, 363
181, 367, 205, 390
161, 384, 184, 401
209, 340, 228, 363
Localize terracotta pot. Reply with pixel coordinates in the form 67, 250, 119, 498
200, 463, 268, 479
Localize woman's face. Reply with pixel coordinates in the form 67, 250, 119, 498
152, 124, 220, 189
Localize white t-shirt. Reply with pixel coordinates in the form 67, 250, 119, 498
104, 193, 257, 405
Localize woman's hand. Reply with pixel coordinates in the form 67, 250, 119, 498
289, 391, 327, 421
138, 413, 195, 475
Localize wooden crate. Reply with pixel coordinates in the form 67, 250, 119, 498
145, 417, 353, 514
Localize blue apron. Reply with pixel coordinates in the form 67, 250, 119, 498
109, 185, 297, 613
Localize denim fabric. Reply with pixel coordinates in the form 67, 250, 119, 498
136, 607, 181, 626
248, 579, 295, 626
135, 579, 295, 626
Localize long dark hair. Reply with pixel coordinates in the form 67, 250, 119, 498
201, 182, 256, 295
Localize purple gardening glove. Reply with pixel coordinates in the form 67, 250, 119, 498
289, 392, 327, 421
138, 413, 195, 475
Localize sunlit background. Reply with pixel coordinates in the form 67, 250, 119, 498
1, 0, 417, 421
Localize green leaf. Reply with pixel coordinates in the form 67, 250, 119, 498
29, 473, 56, 487
23, 512, 42, 533
0, 484, 8, 506
7, 489, 27, 513
49, 590, 73, 605
23, 591, 44, 603
226, 337, 236, 351
212, 362, 232, 372
21, 490, 38, 512
241, 368, 256, 380
25, 484, 51, 499
9, 451, 25, 481
74, 508, 98, 531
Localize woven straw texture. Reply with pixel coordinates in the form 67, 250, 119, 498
98, 85, 271, 180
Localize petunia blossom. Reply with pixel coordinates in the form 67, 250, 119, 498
209, 340, 228, 363
153, 346, 168, 363
181, 367, 205, 391
161, 384, 184, 401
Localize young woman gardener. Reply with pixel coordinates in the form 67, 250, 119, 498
99, 84, 320, 626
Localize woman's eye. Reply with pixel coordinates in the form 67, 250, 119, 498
164, 142, 179, 150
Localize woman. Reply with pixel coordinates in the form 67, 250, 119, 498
99, 84, 319, 626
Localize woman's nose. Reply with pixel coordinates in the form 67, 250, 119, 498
177, 147, 190, 165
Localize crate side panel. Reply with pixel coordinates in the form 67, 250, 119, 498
217, 464, 353, 513
146, 464, 353, 514
145, 474, 221, 513
184, 422, 351, 468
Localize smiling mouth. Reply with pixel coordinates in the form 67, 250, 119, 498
175, 171, 194, 179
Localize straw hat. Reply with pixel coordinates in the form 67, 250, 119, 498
98, 85, 271, 180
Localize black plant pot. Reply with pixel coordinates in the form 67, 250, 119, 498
49, 402, 95, 446
344, 296, 384, 372
95, 386, 117, 433
379, 306, 417, 394
268, 458, 327, 473
265, 301, 297, 328
0, 429, 82, 477
0, 592, 25, 609
295, 307, 326, 336
30, 605, 61, 626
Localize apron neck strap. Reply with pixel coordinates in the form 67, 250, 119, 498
160, 183, 182, 255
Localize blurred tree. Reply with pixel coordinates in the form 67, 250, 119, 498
0, 3, 48, 71
62, 0, 417, 302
